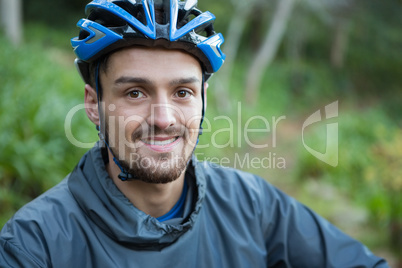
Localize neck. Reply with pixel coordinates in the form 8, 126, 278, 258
106, 151, 186, 218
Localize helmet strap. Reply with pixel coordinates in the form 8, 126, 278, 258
95, 61, 136, 181
199, 71, 205, 135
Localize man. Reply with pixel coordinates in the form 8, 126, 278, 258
0, 0, 389, 267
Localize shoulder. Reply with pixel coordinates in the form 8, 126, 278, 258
195, 160, 320, 235
199, 160, 263, 184
0, 176, 81, 267
5, 176, 78, 226
196, 162, 388, 267
198, 160, 282, 200
195, 160, 289, 220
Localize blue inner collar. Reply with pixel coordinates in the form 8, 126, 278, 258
156, 180, 188, 222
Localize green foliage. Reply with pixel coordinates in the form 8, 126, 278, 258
24, 0, 84, 28
24, 22, 78, 51
366, 128, 402, 255
347, 2, 402, 96
296, 107, 402, 255
0, 32, 97, 226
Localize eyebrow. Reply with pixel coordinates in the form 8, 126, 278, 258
113, 76, 200, 86
114, 76, 152, 85
169, 77, 200, 86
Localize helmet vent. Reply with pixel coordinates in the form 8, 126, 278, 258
79, 29, 91, 40
113, 1, 148, 26
88, 9, 127, 28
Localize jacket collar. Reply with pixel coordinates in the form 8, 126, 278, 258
68, 143, 206, 249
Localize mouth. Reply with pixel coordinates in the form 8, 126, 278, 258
142, 137, 179, 146
140, 136, 181, 152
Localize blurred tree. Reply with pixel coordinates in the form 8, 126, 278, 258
245, 0, 296, 105
214, 0, 262, 113
0, 0, 23, 45
329, 7, 353, 69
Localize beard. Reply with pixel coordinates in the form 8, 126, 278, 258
110, 146, 189, 184
105, 122, 195, 184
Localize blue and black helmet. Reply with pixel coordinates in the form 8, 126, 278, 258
71, 0, 226, 83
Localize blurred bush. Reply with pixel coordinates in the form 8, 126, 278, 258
0, 29, 97, 225
296, 108, 402, 257
366, 128, 402, 256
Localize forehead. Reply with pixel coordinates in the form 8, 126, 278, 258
104, 46, 203, 81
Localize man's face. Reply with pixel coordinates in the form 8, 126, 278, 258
99, 47, 203, 183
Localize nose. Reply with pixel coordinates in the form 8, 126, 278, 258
147, 97, 177, 130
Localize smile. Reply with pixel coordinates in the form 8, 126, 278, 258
142, 137, 179, 146
140, 136, 182, 152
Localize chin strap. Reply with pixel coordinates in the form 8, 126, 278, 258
95, 62, 135, 182
113, 158, 134, 181
196, 72, 206, 146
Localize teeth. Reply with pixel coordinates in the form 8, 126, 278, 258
143, 137, 177, 146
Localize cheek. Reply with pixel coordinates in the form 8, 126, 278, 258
109, 108, 147, 140
183, 105, 202, 131
185, 115, 201, 130
123, 114, 147, 138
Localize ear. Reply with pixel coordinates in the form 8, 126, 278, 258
84, 84, 100, 126
203, 82, 208, 111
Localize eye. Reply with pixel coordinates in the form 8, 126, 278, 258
128, 90, 144, 99
176, 90, 191, 98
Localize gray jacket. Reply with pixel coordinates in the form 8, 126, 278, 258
0, 145, 388, 267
